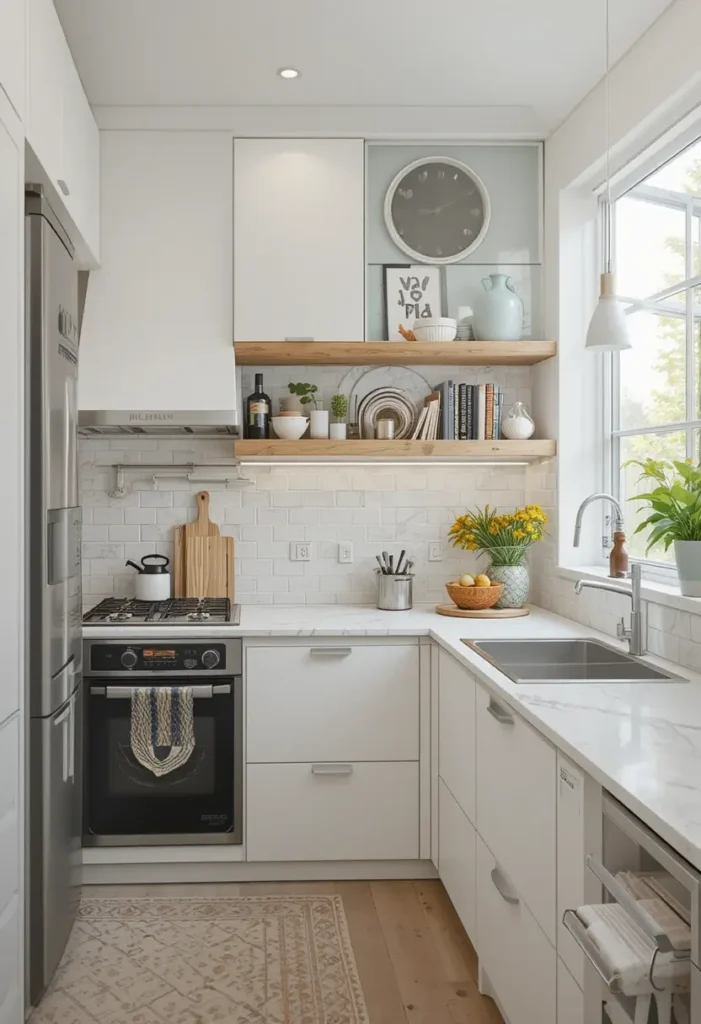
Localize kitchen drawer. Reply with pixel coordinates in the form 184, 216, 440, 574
557, 957, 583, 1024
438, 778, 476, 942
0, 718, 18, 922
247, 761, 419, 862
438, 648, 476, 823
476, 833, 556, 1024
246, 644, 419, 763
476, 683, 556, 943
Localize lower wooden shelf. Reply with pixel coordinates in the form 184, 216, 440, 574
235, 439, 556, 461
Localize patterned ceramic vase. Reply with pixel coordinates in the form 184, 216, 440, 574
488, 561, 530, 609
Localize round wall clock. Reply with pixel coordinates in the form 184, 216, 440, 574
384, 156, 491, 265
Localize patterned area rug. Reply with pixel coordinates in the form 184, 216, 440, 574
30, 895, 369, 1024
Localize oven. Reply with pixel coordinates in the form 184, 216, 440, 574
83, 639, 242, 846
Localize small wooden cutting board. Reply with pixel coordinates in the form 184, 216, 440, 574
173, 491, 235, 599
436, 604, 530, 619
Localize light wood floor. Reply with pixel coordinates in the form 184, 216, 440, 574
85, 879, 502, 1024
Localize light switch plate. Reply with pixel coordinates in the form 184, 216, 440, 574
291, 542, 311, 562
428, 541, 443, 562
338, 542, 353, 563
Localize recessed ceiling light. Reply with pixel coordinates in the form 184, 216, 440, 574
277, 67, 300, 79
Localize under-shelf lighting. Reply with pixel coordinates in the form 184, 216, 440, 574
241, 460, 531, 468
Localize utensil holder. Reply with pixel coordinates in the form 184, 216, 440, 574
376, 573, 413, 611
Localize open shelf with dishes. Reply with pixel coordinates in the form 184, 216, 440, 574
235, 439, 556, 462
234, 341, 557, 366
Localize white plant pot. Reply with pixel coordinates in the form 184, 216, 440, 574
329, 422, 347, 440
310, 410, 329, 440
674, 540, 701, 597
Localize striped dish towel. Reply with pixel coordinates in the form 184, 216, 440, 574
130, 687, 195, 776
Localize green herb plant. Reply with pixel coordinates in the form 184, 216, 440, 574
627, 458, 701, 551
288, 383, 319, 409
330, 394, 348, 422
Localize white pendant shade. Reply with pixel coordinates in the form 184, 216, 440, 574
585, 272, 632, 352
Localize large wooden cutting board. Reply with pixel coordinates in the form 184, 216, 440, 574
173, 491, 235, 599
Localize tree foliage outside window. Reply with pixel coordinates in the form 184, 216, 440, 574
612, 142, 701, 570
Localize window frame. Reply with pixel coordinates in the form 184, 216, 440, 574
607, 168, 701, 583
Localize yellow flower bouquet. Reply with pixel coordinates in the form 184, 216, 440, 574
449, 504, 547, 566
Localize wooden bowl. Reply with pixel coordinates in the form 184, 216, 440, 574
445, 581, 503, 610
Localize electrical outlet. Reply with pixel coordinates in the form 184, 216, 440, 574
338, 542, 353, 564
291, 542, 311, 562
428, 541, 443, 562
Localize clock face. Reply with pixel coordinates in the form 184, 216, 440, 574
385, 158, 490, 264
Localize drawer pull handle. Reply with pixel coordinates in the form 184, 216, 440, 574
57, 179, 70, 196
309, 647, 352, 657
311, 763, 353, 775
487, 699, 515, 726
490, 866, 519, 905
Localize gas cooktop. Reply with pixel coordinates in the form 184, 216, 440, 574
83, 597, 241, 625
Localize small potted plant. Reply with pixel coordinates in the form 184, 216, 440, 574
284, 382, 328, 438
627, 458, 701, 596
282, 382, 318, 414
329, 394, 348, 440
449, 504, 547, 608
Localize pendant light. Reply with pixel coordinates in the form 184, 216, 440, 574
585, 0, 632, 352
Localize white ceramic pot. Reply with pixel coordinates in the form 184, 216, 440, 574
310, 409, 329, 439
134, 571, 171, 601
329, 422, 347, 440
674, 540, 701, 596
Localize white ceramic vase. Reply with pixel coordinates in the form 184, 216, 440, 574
472, 273, 523, 341
501, 401, 535, 440
674, 540, 701, 597
310, 409, 329, 439
329, 422, 347, 440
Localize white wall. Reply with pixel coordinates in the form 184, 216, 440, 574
531, 0, 701, 645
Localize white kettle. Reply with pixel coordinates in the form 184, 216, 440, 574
126, 554, 171, 601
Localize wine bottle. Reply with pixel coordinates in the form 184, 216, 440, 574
245, 373, 271, 439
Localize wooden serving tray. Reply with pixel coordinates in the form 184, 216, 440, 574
436, 604, 530, 619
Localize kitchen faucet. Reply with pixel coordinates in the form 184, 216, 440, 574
575, 563, 646, 656
573, 493, 625, 548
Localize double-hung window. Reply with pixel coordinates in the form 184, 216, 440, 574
609, 137, 701, 574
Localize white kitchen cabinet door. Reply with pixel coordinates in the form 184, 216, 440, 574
557, 958, 583, 1024
80, 131, 235, 412
438, 648, 475, 823
0, 0, 25, 121
247, 761, 419, 862
61, 54, 100, 265
233, 138, 365, 341
27, 0, 64, 186
476, 833, 556, 1024
0, 716, 21, 1024
476, 683, 557, 944
246, 644, 419, 763
0, 98, 23, 729
438, 779, 476, 943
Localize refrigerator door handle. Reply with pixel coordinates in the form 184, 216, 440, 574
53, 705, 71, 784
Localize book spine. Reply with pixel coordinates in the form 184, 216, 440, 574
477, 385, 486, 440
465, 385, 472, 440
448, 381, 455, 441
459, 384, 467, 440
485, 384, 494, 441
494, 386, 502, 438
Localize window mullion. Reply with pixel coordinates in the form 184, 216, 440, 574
686, 197, 695, 456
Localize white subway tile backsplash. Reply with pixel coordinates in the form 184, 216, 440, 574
139, 491, 174, 508
108, 525, 141, 542
124, 507, 157, 525
82, 526, 109, 542
92, 507, 125, 525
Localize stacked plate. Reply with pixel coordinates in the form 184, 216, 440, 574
358, 388, 417, 439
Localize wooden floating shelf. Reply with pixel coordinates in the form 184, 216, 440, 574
235, 341, 557, 367
235, 439, 557, 462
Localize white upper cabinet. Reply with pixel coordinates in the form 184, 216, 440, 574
0, 0, 26, 121
26, 0, 99, 264
233, 138, 365, 341
80, 131, 235, 412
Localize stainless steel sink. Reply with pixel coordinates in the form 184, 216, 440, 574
463, 638, 687, 684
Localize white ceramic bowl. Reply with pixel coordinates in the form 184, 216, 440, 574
412, 317, 457, 342
272, 416, 308, 440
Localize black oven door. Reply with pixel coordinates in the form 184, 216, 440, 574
84, 678, 242, 845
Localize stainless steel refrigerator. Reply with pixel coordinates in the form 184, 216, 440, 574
25, 187, 83, 1004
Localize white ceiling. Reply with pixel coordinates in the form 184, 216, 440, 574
54, 0, 674, 132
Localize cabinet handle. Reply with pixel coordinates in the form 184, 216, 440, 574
309, 647, 352, 657
487, 698, 515, 726
490, 866, 520, 905
311, 763, 353, 775
57, 179, 70, 196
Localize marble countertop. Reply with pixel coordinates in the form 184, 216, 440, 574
83, 604, 701, 871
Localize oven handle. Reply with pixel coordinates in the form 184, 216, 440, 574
89, 684, 232, 699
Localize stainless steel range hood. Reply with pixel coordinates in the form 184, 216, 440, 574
78, 410, 239, 437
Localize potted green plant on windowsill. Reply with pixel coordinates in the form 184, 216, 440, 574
627, 458, 701, 596
329, 394, 348, 440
